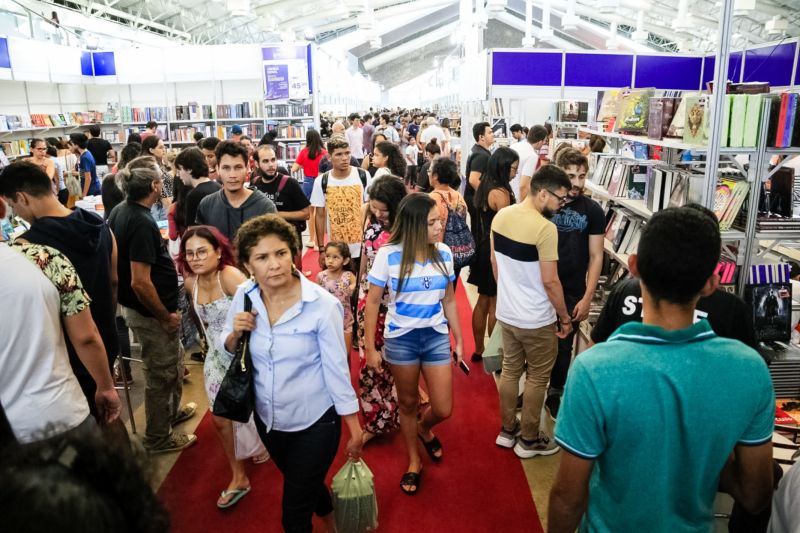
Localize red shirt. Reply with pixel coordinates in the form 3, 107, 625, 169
295, 147, 327, 178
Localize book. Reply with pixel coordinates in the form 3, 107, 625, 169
606, 162, 628, 197
626, 165, 649, 200
761, 167, 795, 219
667, 173, 705, 208
666, 93, 698, 138
720, 95, 732, 148
742, 94, 763, 147
618, 218, 641, 253
728, 95, 748, 148
612, 214, 632, 251
682, 95, 708, 145
646, 167, 665, 213
745, 282, 792, 342
775, 93, 790, 148
615, 89, 653, 134
782, 93, 798, 147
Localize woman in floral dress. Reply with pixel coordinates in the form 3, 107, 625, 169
356, 175, 408, 444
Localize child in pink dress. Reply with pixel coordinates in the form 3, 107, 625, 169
316, 241, 357, 356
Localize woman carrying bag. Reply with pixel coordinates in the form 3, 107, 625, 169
222, 214, 363, 532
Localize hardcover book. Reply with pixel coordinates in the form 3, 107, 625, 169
745, 282, 792, 342
742, 94, 763, 147
614, 89, 653, 134
682, 95, 708, 145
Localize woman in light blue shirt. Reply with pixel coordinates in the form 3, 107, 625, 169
222, 214, 362, 532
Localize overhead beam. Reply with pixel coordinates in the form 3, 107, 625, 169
363, 20, 458, 70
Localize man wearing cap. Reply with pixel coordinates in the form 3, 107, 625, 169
346, 114, 365, 165
229, 125, 243, 143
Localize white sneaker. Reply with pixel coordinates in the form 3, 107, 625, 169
513, 434, 560, 459
495, 422, 521, 448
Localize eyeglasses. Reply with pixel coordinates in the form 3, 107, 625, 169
546, 189, 568, 205
185, 248, 209, 261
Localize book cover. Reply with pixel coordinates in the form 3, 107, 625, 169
782, 93, 797, 147
607, 162, 627, 197
612, 215, 631, 251
627, 165, 649, 200
615, 90, 652, 134
729, 94, 748, 148
618, 219, 640, 253
776, 93, 790, 148
668, 173, 705, 208
661, 98, 678, 139
666, 93, 697, 138
682, 96, 708, 145
745, 283, 792, 342
646, 168, 665, 213
742, 94, 763, 147
624, 228, 642, 255
720, 95, 732, 148
793, 96, 800, 147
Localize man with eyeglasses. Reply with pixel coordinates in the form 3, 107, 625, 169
544, 148, 605, 421
490, 165, 574, 459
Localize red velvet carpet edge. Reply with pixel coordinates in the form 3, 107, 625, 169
157, 250, 544, 532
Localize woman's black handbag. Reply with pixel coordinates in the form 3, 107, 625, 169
212, 294, 255, 423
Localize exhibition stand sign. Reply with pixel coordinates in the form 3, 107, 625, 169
262, 44, 312, 100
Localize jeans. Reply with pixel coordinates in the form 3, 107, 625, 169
122, 307, 183, 449
548, 292, 583, 393
498, 320, 558, 441
384, 327, 452, 367
254, 406, 341, 533
301, 176, 315, 200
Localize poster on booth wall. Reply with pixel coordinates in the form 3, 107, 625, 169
262, 45, 311, 101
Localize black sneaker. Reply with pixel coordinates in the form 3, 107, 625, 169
471, 352, 483, 363
545, 394, 561, 421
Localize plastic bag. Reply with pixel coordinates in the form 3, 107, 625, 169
332, 459, 378, 533
233, 415, 267, 461
482, 324, 504, 374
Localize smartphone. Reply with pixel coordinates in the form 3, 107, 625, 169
453, 351, 470, 375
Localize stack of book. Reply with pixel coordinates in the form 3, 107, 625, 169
213, 123, 264, 139
265, 102, 313, 118
490, 98, 506, 117
1, 139, 31, 156
555, 100, 589, 122
266, 123, 309, 140
767, 92, 800, 148
122, 106, 169, 123
172, 103, 214, 121
275, 141, 301, 161
216, 101, 263, 120
170, 124, 214, 142
714, 178, 750, 231
593, 157, 656, 200
715, 259, 739, 286
753, 166, 800, 232
604, 209, 643, 255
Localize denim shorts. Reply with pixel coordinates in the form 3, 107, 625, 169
301, 176, 315, 200
384, 327, 452, 367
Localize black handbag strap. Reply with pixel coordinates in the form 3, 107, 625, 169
236, 293, 254, 371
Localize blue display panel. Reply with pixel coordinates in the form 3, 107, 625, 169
744, 42, 796, 87
0, 37, 10, 69
702, 52, 743, 86
564, 53, 633, 87
634, 55, 703, 90
92, 52, 116, 76
491, 51, 562, 86
80, 51, 93, 76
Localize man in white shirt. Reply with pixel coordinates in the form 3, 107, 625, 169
518, 125, 550, 200
346, 114, 365, 164
312, 136, 370, 266
377, 113, 399, 143
510, 124, 537, 199
420, 117, 445, 146
509, 124, 527, 143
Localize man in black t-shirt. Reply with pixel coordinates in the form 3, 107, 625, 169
546, 150, 605, 420
175, 147, 220, 229
591, 277, 756, 347
87, 125, 114, 179
251, 145, 310, 268
465, 122, 494, 239
108, 159, 197, 454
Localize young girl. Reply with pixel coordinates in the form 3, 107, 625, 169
364, 193, 464, 495
317, 241, 357, 355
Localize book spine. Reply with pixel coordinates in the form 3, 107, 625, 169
776, 93, 789, 148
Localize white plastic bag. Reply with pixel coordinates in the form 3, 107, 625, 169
233, 415, 267, 460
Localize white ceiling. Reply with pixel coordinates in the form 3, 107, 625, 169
19, 0, 800, 87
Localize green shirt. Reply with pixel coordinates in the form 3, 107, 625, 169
555, 320, 774, 533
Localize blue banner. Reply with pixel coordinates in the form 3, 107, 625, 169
0, 37, 10, 69
265, 63, 289, 100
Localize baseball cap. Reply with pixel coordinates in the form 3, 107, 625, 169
231, 125, 243, 135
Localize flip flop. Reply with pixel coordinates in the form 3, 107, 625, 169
217, 487, 251, 509
418, 433, 443, 462
252, 452, 269, 465
400, 470, 422, 495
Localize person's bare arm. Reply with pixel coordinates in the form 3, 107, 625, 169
109, 233, 118, 310
291, 162, 301, 173
541, 260, 572, 339
63, 309, 121, 424
548, 452, 594, 533
130, 261, 179, 333
572, 234, 603, 322
315, 207, 326, 249
519, 174, 533, 201
82, 170, 92, 196
468, 170, 482, 191
220, 266, 247, 297
490, 232, 498, 281
718, 442, 774, 514
279, 205, 310, 222
363, 283, 384, 369
441, 282, 463, 363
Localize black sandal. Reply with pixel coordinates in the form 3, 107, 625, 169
400, 471, 421, 495
418, 433, 443, 462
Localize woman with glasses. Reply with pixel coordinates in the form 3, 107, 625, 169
467, 146, 519, 363
178, 225, 267, 509
29, 139, 56, 193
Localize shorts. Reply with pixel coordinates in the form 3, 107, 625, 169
301, 176, 315, 200
384, 327, 451, 367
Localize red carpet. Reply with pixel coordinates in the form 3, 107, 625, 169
158, 250, 544, 532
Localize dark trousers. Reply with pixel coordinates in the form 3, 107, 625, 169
57, 188, 69, 206
254, 406, 341, 533
548, 292, 583, 392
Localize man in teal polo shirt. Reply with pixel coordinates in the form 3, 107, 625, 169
548, 206, 775, 533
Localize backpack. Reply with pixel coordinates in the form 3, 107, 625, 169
433, 191, 475, 269
320, 168, 368, 195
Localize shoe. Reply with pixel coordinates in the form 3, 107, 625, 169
514, 434, 560, 459
545, 394, 561, 421
173, 402, 197, 425
400, 470, 422, 495
471, 352, 483, 363
418, 433, 443, 462
190, 351, 205, 363
147, 433, 197, 454
495, 422, 521, 449
217, 487, 251, 509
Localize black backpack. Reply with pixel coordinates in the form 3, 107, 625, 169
320, 167, 368, 195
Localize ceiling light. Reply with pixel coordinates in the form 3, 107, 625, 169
226, 0, 250, 16
561, 14, 579, 31
522, 36, 536, 48
303, 27, 315, 40
734, 0, 755, 14
596, 0, 620, 15
369, 37, 381, 49
486, 0, 507, 13
765, 15, 788, 36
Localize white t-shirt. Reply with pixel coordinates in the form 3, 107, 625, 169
405, 145, 419, 165
310, 166, 369, 258
0, 244, 90, 442
768, 461, 800, 533
420, 125, 445, 146
346, 126, 365, 159
520, 145, 540, 178
367, 242, 455, 338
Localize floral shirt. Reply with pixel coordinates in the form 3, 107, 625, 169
11, 242, 90, 316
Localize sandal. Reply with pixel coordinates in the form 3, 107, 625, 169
217, 487, 251, 509
400, 470, 421, 495
252, 452, 269, 464
418, 433, 443, 462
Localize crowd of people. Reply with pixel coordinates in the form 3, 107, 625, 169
0, 107, 796, 533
